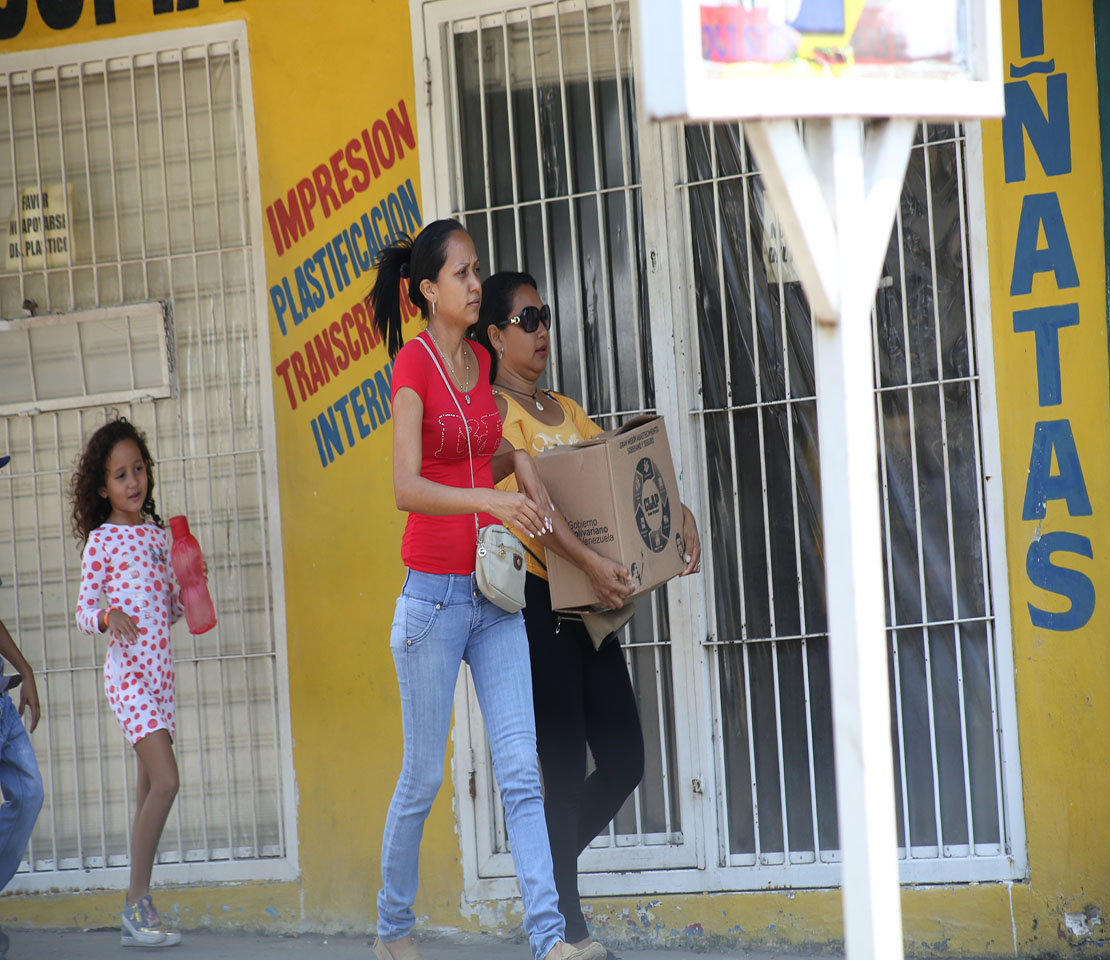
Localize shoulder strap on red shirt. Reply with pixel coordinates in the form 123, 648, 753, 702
414, 334, 480, 542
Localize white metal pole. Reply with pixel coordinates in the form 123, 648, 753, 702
723, 112, 915, 959
814, 117, 905, 960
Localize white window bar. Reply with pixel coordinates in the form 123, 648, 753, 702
0, 27, 291, 890
953, 133, 1010, 854
575, 0, 617, 415
500, 17, 524, 269
770, 128, 822, 866
524, 6, 556, 365
906, 132, 947, 858
877, 192, 915, 862
925, 126, 976, 857
549, 3, 588, 400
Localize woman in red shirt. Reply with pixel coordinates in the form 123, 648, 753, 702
368, 219, 604, 960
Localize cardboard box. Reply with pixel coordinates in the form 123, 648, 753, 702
535, 415, 688, 611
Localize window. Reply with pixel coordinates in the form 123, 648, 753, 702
416, 0, 1024, 895
680, 121, 1023, 881
0, 24, 295, 889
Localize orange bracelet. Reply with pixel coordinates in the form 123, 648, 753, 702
101, 607, 121, 632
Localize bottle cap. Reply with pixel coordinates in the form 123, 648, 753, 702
169, 515, 190, 538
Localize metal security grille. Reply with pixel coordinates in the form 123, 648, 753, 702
443, 0, 648, 415
422, 0, 696, 886
0, 25, 293, 889
680, 121, 1023, 884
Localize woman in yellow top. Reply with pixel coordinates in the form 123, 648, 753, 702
473, 272, 701, 957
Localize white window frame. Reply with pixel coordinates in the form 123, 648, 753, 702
0, 21, 298, 891
413, 0, 706, 903
0, 302, 173, 416
961, 120, 1028, 880
655, 116, 1028, 889
411, 0, 1027, 899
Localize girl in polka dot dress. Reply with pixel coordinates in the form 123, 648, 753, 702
72, 418, 185, 949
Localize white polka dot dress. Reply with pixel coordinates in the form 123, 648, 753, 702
75, 522, 185, 745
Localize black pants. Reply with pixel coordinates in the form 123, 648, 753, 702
524, 573, 645, 943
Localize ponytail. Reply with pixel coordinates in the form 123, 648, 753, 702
365, 218, 469, 361
367, 237, 414, 360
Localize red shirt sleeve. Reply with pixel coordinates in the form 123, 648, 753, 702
391, 338, 430, 401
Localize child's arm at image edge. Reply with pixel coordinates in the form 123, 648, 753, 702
0, 618, 40, 732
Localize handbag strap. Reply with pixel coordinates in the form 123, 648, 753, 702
523, 541, 547, 571
414, 334, 480, 541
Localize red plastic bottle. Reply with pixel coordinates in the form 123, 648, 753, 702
168, 515, 217, 635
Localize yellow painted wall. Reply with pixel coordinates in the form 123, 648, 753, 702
2, 1, 1109, 957
977, 0, 1110, 952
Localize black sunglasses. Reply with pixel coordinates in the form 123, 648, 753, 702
499, 304, 551, 333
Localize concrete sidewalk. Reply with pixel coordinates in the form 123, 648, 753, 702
5, 928, 839, 960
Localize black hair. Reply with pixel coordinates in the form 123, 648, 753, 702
365, 217, 467, 360
472, 271, 539, 382
71, 416, 162, 544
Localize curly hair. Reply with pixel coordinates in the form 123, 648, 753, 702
71, 417, 162, 544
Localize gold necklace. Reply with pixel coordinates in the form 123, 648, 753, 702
427, 329, 471, 404
494, 382, 545, 412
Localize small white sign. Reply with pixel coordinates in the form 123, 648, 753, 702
6, 183, 75, 270
636, 0, 1003, 121
761, 201, 798, 285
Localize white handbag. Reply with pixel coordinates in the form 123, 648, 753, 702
415, 335, 527, 613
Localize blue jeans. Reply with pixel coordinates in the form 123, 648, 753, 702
0, 692, 43, 889
377, 571, 564, 960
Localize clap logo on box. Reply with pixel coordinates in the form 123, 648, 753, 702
633, 457, 671, 553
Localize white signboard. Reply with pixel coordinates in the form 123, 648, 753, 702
637, 0, 1003, 121
6, 183, 75, 270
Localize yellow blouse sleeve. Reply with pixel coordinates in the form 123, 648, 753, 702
500, 405, 529, 455
560, 394, 604, 441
